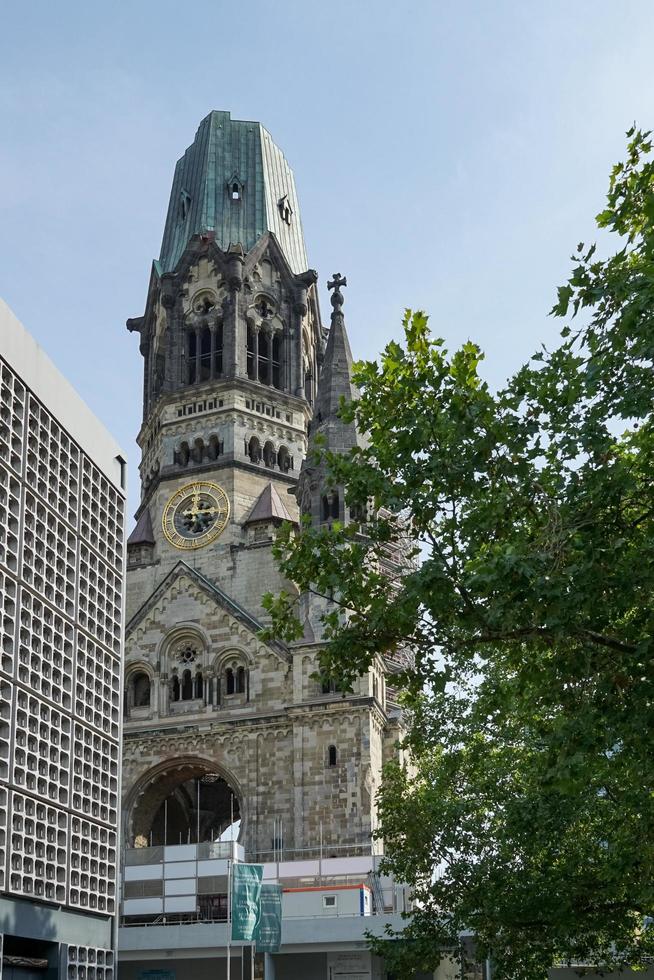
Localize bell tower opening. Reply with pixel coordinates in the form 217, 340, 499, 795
129, 760, 241, 847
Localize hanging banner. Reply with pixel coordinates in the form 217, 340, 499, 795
231, 863, 264, 941
255, 883, 283, 953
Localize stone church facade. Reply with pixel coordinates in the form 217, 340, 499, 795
121, 111, 403, 863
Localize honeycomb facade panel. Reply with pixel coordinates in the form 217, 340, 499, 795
0, 680, 13, 787
0, 303, 125, 966
17, 587, 74, 711
0, 361, 25, 475
12, 689, 72, 805
71, 721, 119, 828
69, 816, 117, 914
78, 545, 122, 656
9, 791, 68, 904
26, 393, 80, 527
0, 567, 17, 679
0, 463, 21, 580
65, 944, 115, 980
81, 457, 124, 572
0, 783, 7, 891
22, 490, 77, 620
74, 633, 120, 740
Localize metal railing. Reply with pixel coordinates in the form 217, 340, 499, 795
125, 840, 237, 866
121, 909, 383, 928
125, 846, 164, 866
250, 841, 378, 863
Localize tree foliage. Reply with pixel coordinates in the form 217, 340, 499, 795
263, 128, 654, 979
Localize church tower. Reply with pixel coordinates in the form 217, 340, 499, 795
125, 111, 321, 616
120, 113, 399, 872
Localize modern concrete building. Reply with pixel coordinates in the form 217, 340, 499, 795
118, 111, 416, 978
0, 300, 126, 978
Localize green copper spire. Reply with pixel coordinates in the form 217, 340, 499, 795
158, 110, 309, 275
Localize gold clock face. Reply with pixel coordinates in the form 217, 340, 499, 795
162, 481, 230, 550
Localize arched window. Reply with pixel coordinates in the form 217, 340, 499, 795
194, 671, 203, 700
322, 494, 339, 522
247, 325, 256, 380
226, 668, 235, 696
178, 442, 190, 467
248, 437, 261, 464
193, 438, 205, 464
208, 435, 222, 461
133, 672, 151, 707
272, 334, 282, 389
187, 331, 197, 384
278, 446, 291, 473
304, 368, 313, 403
182, 669, 193, 701
229, 176, 243, 202
328, 745, 337, 768
237, 666, 246, 695
263, 441, 276, 469
171, 674, 180, 702
180, 189, 191, 221
322, 678, 340, 695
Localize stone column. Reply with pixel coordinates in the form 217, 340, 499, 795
141, 338, 151, 417
261, 326, 271, 385
210, 325, 217, 380
292, 720, 305, 849
221, 294, 235, 378
293, 287, 308, 398
194, 327, 201, 383
124, 677, 134, 718
161, 285, 177, 393
276, 330, 285, 391
253, 327, 259, 381
227, 245, 244, 378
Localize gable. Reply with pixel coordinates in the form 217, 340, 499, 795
126, 560, 289, 665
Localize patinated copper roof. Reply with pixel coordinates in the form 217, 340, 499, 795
158, 110, 308, 275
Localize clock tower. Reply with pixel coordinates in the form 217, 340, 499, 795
125, 110, 322, 622
120, 112, 400, 867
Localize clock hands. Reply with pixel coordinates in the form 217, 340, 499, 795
181, 494, 225, 534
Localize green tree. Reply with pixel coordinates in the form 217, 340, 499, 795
263, 129, 654, 979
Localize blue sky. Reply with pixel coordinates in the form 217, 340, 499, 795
1, 0, 653, 517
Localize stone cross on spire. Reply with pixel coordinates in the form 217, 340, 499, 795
327, 273, 347, 316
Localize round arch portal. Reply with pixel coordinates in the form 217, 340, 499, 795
126, 757, 242, 848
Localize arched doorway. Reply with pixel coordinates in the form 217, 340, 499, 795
127, 758, 242, 847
